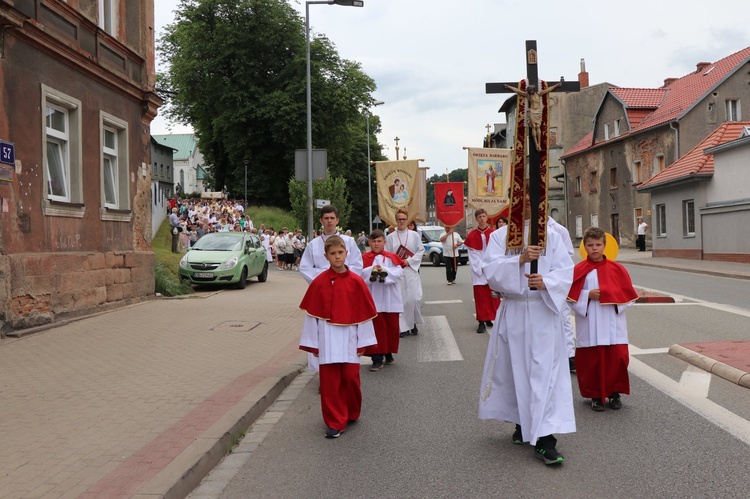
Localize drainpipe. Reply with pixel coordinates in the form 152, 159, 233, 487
558, 158, 569, 230
669, 121, 680, 160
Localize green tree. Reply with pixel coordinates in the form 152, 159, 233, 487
289, 172, 352, 231
158, 0, 383, 210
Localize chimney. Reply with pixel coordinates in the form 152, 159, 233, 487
663, 78, 677, 87
696, 62, 711, 72
578, 58, 589, 88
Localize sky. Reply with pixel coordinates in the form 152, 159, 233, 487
152, 0, 750, 176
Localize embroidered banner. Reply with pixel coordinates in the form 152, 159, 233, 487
466, 147, 511, 220
434, 181, 465, 227
375, 159, 420, 226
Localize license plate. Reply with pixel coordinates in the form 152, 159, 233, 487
194, 272, 214, 278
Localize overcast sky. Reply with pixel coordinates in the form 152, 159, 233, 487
153, 0, 750, 175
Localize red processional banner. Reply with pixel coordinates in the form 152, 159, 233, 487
434, 182, 464, 227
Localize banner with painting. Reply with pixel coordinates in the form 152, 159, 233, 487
434, 181, 464, 227
375, 159, 420, 226
466, 147, 512, 219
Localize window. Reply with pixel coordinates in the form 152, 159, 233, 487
98, 0, 117, 36
180, 169, 185, 191
656, 204, 666, 237
591, 214, 599, 228
654, 154, 665, 173
100, 112, 130, 219
683, 199, 695, 236
575, 215, 583, 238
726, 99, 741, 121
634, 161, 643, 183
614, 119, 621, 137
604, 123, 610, 140
42, 85, 83, 216
609, 167, 617, 189
589, 171, 598, 193
574, 175, 581, 196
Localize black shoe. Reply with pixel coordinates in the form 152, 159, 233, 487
569, 357, 576, 373
325, 427, 343, 438
512, 424, 525, 445
485, 321, 493, 327
369, 273, 377, 282
591, 399, 605, 412
608, 393, 622, 410
369, 360, 384, 372
399, 331, 409, 338
411, 326, 419, 335
384, 354, 395, 365
534, 435, 564, 465
476, 322, 487, 334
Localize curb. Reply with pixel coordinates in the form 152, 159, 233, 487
668, 344, 750, 389
622, 260, 750, 281
135, 357, 308, 499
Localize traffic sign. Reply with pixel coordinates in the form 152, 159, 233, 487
0, 141, 15, 166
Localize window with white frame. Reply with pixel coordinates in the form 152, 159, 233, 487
683, 199, 695, 236
604, 123, 610, 140
42, 85, 82, 215
575, 215, 583, 238
591, 214, 599, 228
575, 175, 582, 195
726, 99, 741, 121
614, 119, 621, 137
656, 204, 666, 237
654, 154, 665, 173
634, 161, 643, 183
100, 112, 130, 217
98, 0, 117, 36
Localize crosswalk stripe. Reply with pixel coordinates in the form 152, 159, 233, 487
417, 316, 464, 362
424, 300, 463, 305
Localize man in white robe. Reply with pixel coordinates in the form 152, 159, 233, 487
299, 205, 363, 371
478, 199, 575, 465
385, 210, 425, 336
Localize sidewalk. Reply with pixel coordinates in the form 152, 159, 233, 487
0, 269, 309, 499
0, 250, 748, 498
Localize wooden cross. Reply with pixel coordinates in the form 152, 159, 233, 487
486, 40, 579, 276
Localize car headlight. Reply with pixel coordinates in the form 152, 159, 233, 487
179, 255, 188, 269
218, 256, 239, 270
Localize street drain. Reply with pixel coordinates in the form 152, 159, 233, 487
212, 321, 262, 333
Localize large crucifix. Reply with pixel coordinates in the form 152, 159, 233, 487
486, 40, 579, 276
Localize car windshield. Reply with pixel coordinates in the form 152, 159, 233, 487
421, 229, 443, 242
191, 234, 244, 251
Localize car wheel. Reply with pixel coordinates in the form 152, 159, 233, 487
258, 262, 268, 282
236, 267, 248, 289
431, 253, 441, 267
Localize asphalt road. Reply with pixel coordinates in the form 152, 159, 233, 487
211, 264, 750, 498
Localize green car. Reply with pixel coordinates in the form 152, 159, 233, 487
179, 232, 268, 289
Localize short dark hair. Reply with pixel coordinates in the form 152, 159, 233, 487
321, 205, 339, 217
368, 229, 385, 240
475, 209, 487, 218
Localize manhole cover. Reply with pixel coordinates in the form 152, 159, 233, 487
212, 321, 262, 333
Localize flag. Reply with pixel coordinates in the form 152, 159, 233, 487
375, 160, 420, 226
466, 147, 511, 219
434, 182, 464, 227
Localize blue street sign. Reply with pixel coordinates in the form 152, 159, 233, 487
0, 141, 15, 166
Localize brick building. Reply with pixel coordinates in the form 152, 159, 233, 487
0, 1, 162, 334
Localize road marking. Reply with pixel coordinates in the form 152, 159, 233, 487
424, 300, 463, 305
416, 316, 464, 362
631, 285, 750, 318
679, 364, 712, 398
630, 346, 670, 355
629, 356, 750, 446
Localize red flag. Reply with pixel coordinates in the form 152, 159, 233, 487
434, 182, 464, 227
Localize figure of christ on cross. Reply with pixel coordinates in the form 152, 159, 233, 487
503, 81, 561, 152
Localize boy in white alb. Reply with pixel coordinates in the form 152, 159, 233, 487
385, 208, 424, 337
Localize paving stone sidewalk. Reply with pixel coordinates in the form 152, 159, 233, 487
0, 270, 308, 499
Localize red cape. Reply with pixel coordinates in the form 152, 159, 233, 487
568, 257, 638, 305
464, 226, 494, 251
362, 250, 403, 268
299, 267, 377, 325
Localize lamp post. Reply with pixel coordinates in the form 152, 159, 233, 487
366, 100, 384, 234
306, 0, 364, 240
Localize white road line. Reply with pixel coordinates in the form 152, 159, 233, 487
630, 346, 670, 355
424, 300, 463, 305
679, 364, 712, 398
417, 316, 464, 362
631, 284, 750, 318
629, 356, 750, 447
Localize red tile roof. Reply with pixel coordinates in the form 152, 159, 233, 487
610, 88, 668, 109
637, 121, 750, 190
562, 131, 594, 158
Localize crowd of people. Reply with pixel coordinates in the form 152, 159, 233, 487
296, 202, 638, 469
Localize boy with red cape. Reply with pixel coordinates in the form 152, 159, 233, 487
567, 227, 638, 412
299, 236, 378, 438
361, 229, 404, 371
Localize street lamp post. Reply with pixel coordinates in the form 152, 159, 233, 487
306, 0, 364, 240
366, 100, 384, 234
